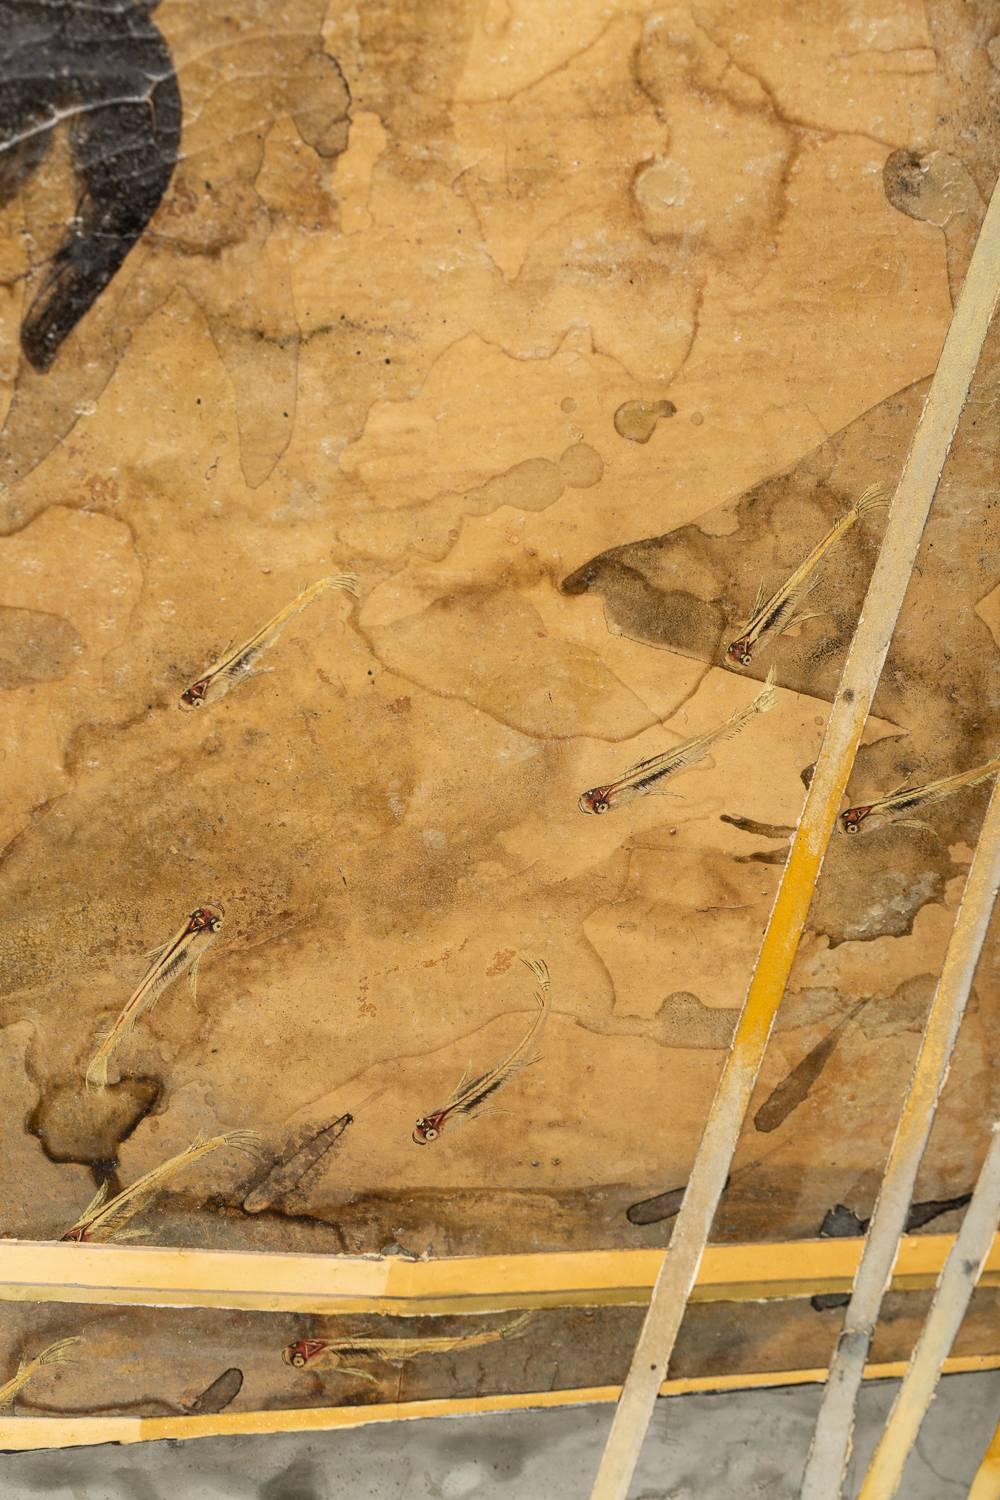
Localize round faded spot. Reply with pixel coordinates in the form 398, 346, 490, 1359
634, 157, 693, 237
558, 442, 603, 488
0, 607, 84, 689
613, 399, 676, 443
560, 396, 577, 413
442, 1461, 487, 1498
883, 148, 980, 228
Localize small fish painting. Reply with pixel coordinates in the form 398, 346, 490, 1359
242, 1112, 354, 1215
840, 757, 1000, 835
282, 1313, 532, 1381
579, 670, 775, 815
0, 1338, 82, 1413
413, 959, 550, 1145
61, 1131, 260, 1243
725, 484, 885, 669
179, 574, 358, 710
86, 903, 224, 1090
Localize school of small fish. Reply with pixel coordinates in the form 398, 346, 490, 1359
17, 478, 998, 1404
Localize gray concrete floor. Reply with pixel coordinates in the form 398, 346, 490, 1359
2, 1372, 996, 1498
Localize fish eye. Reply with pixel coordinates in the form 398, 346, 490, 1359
292, 1352, 306, 1368
425, 1127, 438, 1141
593, 799, 609, 814
740, 652, 752, 666
844, 820, 858, 834
209, 918, 221, 931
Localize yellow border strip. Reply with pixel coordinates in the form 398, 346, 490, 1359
589, 174, 1000, 1500
857, 1125, 1000, 1500
0, 1234, 996, 1314
969, 1414, 1000, 1500
1, 1354, 997, 1453
801, 780, 1000, 1498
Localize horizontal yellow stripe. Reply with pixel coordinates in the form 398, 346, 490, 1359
1, 1354, 995, 1452
0, 1234, 994, 1314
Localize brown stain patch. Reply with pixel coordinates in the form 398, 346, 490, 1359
883, 147, 982, 227
28, 1074, 162, 1177
655, 992, 738, 1050
0, 608, 83, 688
810, 832, 955, 947
561, 552, 726, 658
856, 975, 937, 1042
559, 472, 884, 690
558, 442, 604, 488
468, 458, 564, 514
613, 399, 676, 443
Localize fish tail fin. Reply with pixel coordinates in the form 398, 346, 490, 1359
520, 956, 551, 1011
163, 1132, 224, 1176
501, 1313, 534, 1340
851, 482, 886, 518
79, 1179, 112, 1225
338, 1365, 380, 1385
747, 666, 777, 719
722, 667, 776, 737
220, 1129, 265, 1160
323, 573, 360, 598
942, 761, 1000, 798
187, 957, 201, 1001
84, 1040, 112, 1093
37, 1337, 83, 1368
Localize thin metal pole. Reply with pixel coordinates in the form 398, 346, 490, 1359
588, 172, 1000, 1500
856, 1124, 1000, 1500
968, 1414, 1000, 1500
799, 779, 1000, 1498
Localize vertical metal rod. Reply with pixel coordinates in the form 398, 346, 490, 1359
589, 173, 1000, 1500
855, 1124, 1000, 1500
799, 778, 1000, 1497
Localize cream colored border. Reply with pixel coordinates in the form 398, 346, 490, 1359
1, 1354, 996, 1453
0, 1233, 995, 1314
